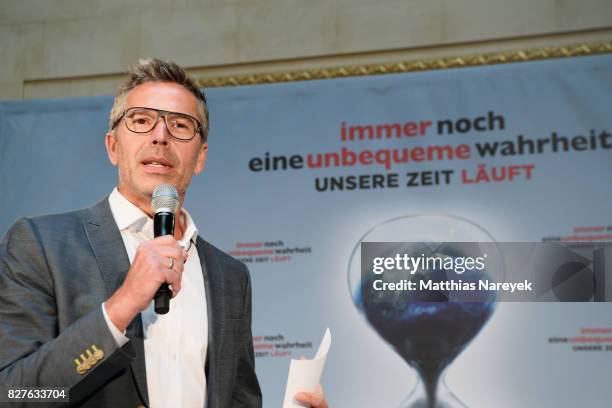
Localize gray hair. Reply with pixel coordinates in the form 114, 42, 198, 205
109, 58, 209, 142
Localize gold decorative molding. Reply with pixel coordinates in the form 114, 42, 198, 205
195, 41, 612, 88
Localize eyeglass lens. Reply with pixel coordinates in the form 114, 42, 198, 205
125, 108, 197, 139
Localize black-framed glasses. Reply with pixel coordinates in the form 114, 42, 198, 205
113, 107, 203, 141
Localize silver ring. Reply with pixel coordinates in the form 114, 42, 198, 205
169, 257, 175, 270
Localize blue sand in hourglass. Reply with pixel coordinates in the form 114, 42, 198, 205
357, 244, 496, 407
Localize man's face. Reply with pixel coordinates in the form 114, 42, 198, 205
105, 81, 208, 212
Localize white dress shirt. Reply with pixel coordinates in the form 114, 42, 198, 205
103, 188, 208, 408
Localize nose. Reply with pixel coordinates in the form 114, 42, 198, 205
150, 115, 171, 146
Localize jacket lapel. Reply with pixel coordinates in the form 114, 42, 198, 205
196, 237, 225, 408
82, 198, 149, 407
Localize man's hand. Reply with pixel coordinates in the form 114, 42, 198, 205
295, 384, 329, 408
105, 235, 188, 331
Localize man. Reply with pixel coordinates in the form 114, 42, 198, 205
0, 59, 328, 408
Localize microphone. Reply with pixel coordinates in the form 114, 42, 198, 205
151, 184, 180, 314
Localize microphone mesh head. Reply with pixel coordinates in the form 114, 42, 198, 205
151, 184, 179, 214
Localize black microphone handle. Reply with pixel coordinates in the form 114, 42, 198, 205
154, 211, 175, 314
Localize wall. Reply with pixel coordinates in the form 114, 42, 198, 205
1, 0, 611, 100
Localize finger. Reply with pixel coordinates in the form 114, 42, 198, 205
295, 392, 326, 407
162, 268, 182, 296
156, 257, 183, 284
170, 280, 181, 297
150, 236, 184, 253
172, 259, 185, 275
148, 253, 183, 276
153, 235, 179, 245
136, 241, 184, 264
153, 245, 185, 262
164, 255, 185, 274
170, 283, 181, 298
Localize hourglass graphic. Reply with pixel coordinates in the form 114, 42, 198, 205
347, 214, 503, 408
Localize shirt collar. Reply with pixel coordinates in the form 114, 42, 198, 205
108, 187, 198, 246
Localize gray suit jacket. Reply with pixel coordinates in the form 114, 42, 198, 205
0, 197, 262, 407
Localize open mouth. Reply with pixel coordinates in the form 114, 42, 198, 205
144, 161, 170, 167
142, 158, 173, 172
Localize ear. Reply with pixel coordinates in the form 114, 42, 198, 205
193, 142, 208, 175
105, 132, 118, 166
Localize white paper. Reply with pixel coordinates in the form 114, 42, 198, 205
282, 328, 331, 408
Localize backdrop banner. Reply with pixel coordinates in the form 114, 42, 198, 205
1, 54, 611, 407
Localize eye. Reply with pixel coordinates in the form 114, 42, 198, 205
170, 117, 193, 130
129, 113, 154, 125
172, 121, 187, 129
